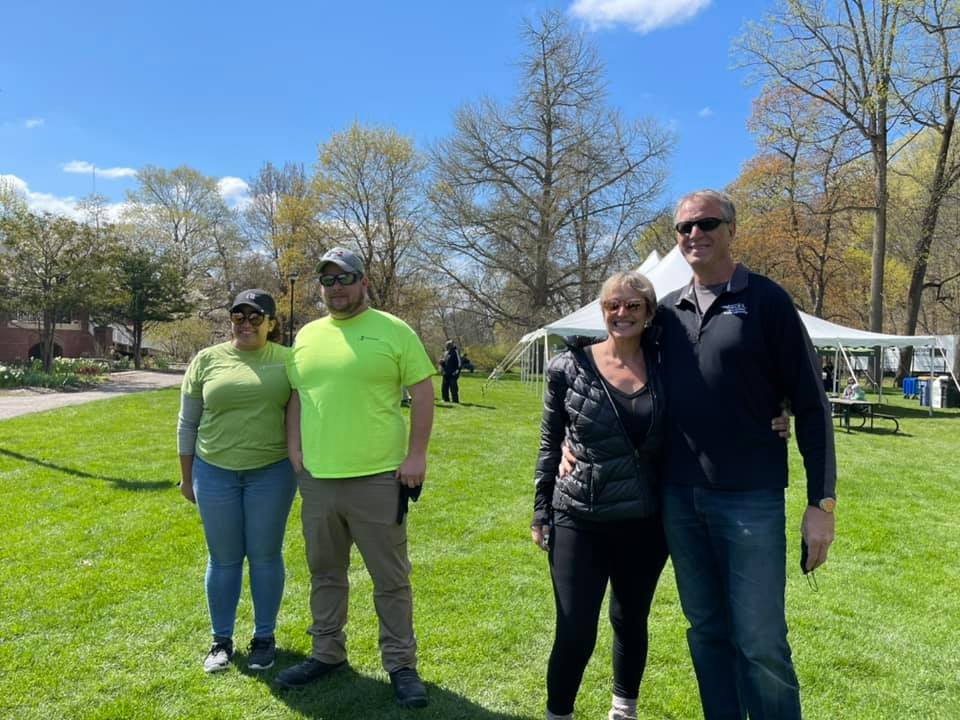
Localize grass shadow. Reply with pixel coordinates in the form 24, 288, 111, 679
879, 405, 960, 420
240, 649, 535, 720
434, 401, 497, 410
456, 401, 496, 410
0, 447, 170, 491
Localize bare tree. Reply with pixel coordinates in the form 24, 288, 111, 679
741, 85, 869, 317
315, 122, 429, 318
429, 10, 673, 333
243, 162, 319, 288
735, 0, 904, 333
890, 0, 960, 375
124, 166, 234, 302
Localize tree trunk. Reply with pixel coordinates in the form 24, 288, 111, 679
133, 321, 144, 370
870, 138, 888, 333
41, 312, 56, 373
897, 108, 957, 381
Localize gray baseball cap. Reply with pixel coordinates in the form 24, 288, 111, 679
317, 247, 364, 275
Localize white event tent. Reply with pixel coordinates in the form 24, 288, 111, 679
487, 247, 958, 403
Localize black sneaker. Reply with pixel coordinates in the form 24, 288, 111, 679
247, 636, 276, 671
274, 657, 347, 689
390, 667, 428, 708
203, 637, 234, 673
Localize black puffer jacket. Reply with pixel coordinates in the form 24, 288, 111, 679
533, 332, 665, 526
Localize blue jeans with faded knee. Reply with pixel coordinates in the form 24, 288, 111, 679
193, 456, 296, 639
662, 483, 801, 720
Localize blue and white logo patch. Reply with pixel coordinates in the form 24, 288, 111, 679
720, 303, 748, 316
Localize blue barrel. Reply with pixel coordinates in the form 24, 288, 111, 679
902, 377, 917, 398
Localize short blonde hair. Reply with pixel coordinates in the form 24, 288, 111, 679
599, 271, 657, 319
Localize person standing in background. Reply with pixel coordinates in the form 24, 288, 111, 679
439, 340, 462, 403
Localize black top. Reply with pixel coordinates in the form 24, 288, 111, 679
585, 346, 654, 451
533, 333, 665, 526
654, 264, 836, 505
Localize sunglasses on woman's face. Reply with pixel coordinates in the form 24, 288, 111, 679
601, 299, 647, 313
318, 272, 362, 287
230, 311, 266, 327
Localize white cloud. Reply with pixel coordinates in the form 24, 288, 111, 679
217, 176, 251, 210
698, 106, 714, 118
63, 160, 138, 179
569, 0, 711, 34
24, 118, 45, 129
0, 173, 127, 222
0, 174, 29, 195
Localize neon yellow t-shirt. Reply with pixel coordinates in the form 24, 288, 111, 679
182, 341, 291, 470
287, 308, 435, 478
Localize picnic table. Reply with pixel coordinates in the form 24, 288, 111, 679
828, 397, 900, 433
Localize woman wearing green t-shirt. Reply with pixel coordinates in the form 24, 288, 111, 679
177, 289, 295, 674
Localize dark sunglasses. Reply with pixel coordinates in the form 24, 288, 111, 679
230, 311, 266, 327
674, 217, 728, 236
318, 272, 362, 287
601, 299, 647, 313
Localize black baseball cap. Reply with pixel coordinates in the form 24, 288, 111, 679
230, 289, 276, 316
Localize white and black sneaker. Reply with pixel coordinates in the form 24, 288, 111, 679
203, 637, 234, 673
247, 636, 276, 671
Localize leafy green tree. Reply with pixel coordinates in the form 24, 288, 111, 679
106, 244, 191, 369
0, 209, 112, 371
147, 316, 217, 362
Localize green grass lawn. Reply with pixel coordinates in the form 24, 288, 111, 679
1, 375, 958, 719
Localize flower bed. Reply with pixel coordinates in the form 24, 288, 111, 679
0, 358, 110, 389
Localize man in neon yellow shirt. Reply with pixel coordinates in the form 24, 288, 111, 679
277, 247, 436, 709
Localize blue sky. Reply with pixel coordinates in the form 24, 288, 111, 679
0, 0, 773, 219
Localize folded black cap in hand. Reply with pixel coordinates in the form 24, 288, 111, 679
396, 483, 423, 524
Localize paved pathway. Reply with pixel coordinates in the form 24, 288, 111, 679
0, 370, 184, 420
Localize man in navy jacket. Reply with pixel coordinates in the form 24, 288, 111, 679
655, 189, 836, 720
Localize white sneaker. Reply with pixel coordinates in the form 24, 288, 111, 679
203, 638, 234, 673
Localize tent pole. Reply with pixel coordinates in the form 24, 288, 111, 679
878, 346, 884, 404
542, 334, 548, 398
838, 344, 856, 384
833, 347, 840, 394
934, 336, 960, 395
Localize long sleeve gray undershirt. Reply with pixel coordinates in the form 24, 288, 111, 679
177, 394, 203, 455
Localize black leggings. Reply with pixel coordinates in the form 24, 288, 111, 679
546, 513, 668, 715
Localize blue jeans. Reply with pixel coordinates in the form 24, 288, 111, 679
193, 456, 296, 639
662, 484, 801, 720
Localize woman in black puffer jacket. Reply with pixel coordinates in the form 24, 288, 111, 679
531, 271, 791, 720
532, 270, 667, 720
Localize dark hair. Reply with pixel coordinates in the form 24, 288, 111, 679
267, 319, 284, 343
